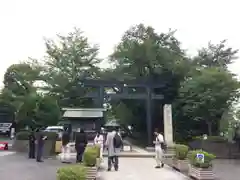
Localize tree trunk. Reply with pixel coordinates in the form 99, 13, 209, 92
207, 122, 212, 136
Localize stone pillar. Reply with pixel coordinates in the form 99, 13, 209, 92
146, 87, 152, 146
163, 104, 173, 145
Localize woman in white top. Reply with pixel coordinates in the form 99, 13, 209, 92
94, 131, 104, 159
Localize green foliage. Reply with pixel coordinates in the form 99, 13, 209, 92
176, 67, 239, 136
83, 146, 98, 166
3, 63, 39, 95
34, 95, 61, 126
15, 131, 31, 140
91, 145, 101, 158
194, 40, 238, 69
1, 25, 240, 144
236, 109, 240, 121
42, 28, 101, 108
187, 150, 216, 168
111, 101, 134, 125
105, 24, 190, 132
57, 165, 87, 180
1, 62, 61, 128
174, 144, 189, 160
193, 136, 226, 142
15, 131, 58, 140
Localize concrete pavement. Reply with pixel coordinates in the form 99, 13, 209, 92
1, 152, 240, 180
0, 152, 187, 180
99, 158, 189, 180
0, 152, 64, 180
0, 151, 15, 156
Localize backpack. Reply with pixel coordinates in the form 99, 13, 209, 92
113, 133, 123, 148
157, 135, 167, 151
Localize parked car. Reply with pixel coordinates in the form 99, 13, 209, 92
44, 126, 64, 138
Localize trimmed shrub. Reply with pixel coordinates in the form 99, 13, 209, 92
83, 146, 98, 166
40, 131, 58, 141
57, 165, 87, 180
16, 131, 58, 141
175, 144, 189, 160
16, 131, 31, 140
193, 136, 226, 142
91, 145, 101, 158
187, 150, 216, 168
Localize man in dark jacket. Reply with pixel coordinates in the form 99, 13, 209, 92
62, 130, 70, 146
75, 129, 88, 163
36, 129, 47, 162
28, 130, 35, 159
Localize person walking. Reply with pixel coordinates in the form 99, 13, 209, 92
28, 130, 35, 159
153, 129, 165, 168
75, 129, 88, 163
61, 128, 70, 163
94, 130, 104, 160
105, 129, 123, 171
36, 129, 47, 162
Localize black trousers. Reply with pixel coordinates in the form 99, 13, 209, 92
108, 156, 119, 170
75, 144, 85, 162
36, 144, 43, 162
28, 143, 35, 159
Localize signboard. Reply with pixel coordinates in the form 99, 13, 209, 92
196, 153, 204, 163
123, 145, 131, 151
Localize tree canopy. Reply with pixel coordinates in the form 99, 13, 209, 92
1, 25, 239, 142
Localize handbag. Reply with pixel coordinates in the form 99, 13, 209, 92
157, 136, 167, 151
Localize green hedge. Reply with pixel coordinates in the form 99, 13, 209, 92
187, 150, 216, 168
193, 136, 226, 142
15, 131, 31, 140
16, 131, 58, 141
83, 146, 99, 167
57, 165, 87, 180
91, 145, 100, 158
57, 146, 99, 180
174, 144, 189, 160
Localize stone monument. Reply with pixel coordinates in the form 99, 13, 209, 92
163, 104, 174, 145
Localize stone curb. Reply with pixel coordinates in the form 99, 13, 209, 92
57, 153, 174, 159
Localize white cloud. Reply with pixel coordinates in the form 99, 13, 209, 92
0, 0, 239, 88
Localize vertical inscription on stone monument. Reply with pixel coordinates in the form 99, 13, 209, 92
163, 104, 173, 145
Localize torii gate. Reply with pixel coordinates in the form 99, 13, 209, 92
77, 78, 173, 145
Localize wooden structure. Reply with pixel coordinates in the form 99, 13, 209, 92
61, 108, 106, 132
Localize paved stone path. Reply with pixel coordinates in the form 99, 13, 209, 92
0, 152, 187, 180
0, 152, 63, 180
0, 151, 15, 156
213, 159, 240, 180
1, 151, 240, 180
99, 158, 189, 180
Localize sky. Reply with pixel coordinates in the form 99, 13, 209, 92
0, 0, 239, 89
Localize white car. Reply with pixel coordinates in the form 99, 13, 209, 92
44, 126, 64, 138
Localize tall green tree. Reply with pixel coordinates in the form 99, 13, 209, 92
1, 63, 61, 128
41, 28, 101, 107
34, 95, 61, 126
194, 40, 238, 69
173, 40, 239, 140
2, 63, 40, 119
106, 24, 190, 133
176, 67, 239, 136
